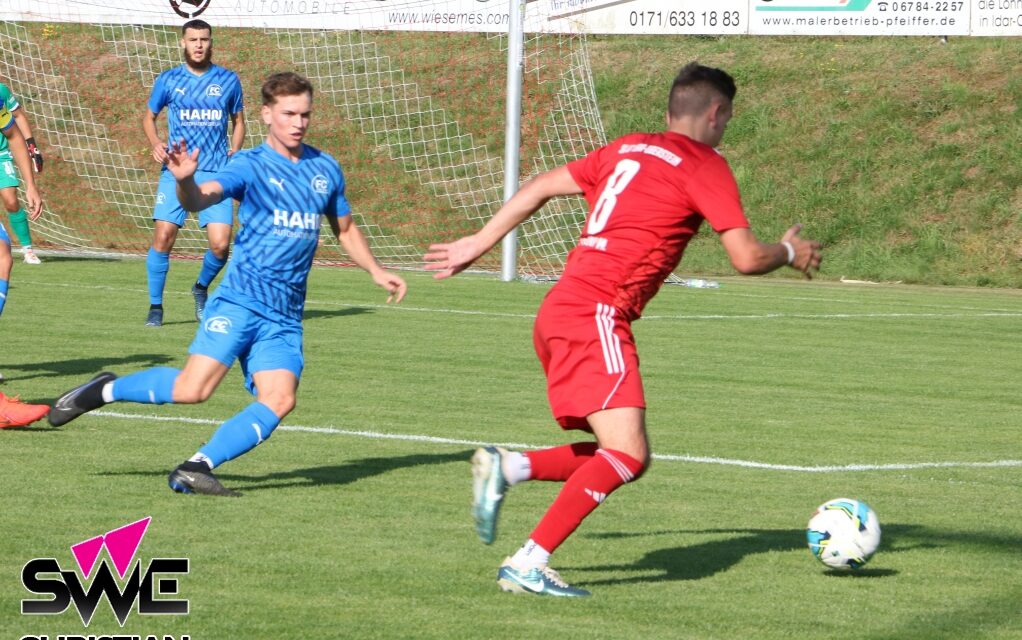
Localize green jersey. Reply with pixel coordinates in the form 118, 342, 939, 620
0, 83, 20, 154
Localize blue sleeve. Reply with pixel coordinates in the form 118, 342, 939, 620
330, 163, 352, 219
214, 153, 250, 201
229, 73, 244, 115
148, 71, 169, 114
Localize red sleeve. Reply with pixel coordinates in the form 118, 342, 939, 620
565, 144, 607, 197
687, 154, 749, 233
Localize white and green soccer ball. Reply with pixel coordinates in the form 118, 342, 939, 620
806, 498, 881, 570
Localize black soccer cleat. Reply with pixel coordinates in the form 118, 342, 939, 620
48, 371, 117, 427
168, 461, 241, 497
145, 306, 164, 327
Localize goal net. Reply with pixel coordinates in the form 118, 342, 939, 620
0, 0, 605, 276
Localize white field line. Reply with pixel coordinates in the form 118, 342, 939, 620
21, 279, 1022, 321
91, 410, 1022, 474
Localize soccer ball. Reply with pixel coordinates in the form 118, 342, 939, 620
806, 498, 881, 570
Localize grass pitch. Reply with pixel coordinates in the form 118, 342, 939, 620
1, 257, 1020, 639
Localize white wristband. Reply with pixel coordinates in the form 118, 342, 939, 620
782, 241, 795, 265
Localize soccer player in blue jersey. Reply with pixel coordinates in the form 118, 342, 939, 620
48, 72, 407, 496
142, 19, 245, 327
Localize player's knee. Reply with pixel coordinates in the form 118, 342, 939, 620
210, 242, 229, 259
1, 193, 19, 212
259, 393, 295, 419
152, 229, 177, 252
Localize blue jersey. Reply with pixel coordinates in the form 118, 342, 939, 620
213, 143, 351, 321
148, 64, 243, 172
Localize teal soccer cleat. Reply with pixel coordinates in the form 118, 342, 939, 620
497, 558, 591, 597
471, 446, 508, 544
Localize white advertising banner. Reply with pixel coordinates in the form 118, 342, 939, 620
748, 0, 969, 36
0, 0, 1018, 35
970, 0, 1022, 35
539, 0, 747, 35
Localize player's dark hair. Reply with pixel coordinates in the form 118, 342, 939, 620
667, 63, 737, 119
261, 72, 314, 106
181, 19, 212, 35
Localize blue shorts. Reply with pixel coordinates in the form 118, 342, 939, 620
188, 294, 304, 396
153, 169, 234, 228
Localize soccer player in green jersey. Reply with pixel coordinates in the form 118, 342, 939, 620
0, 81, 44, 264
0, 101, 43, 386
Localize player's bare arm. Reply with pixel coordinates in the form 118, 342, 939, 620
719, 224, 822, 278
142, 108, 168, 164
424, 165, 582, 279
331, 214, 407, 303
166, 139, 224, 212
228, 110, 246, 156
12, 107, 42, 173
2, 124, 41, 218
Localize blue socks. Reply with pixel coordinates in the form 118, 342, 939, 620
0, 278, 8, 317
199, 402, 281, 469
196, 249, 227, 289
111, 367, 179, 404
146, 248, 170, 305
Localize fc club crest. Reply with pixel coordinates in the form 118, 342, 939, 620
169, 0, 213, 19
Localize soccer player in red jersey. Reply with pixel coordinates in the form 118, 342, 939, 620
424, 63, 822, 597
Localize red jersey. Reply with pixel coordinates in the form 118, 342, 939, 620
560, 131, 750, 320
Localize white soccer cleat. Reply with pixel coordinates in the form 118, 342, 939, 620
22, 248, 41, 264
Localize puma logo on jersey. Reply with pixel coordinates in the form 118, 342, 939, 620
269, 177, 286, 191
174, 87, 186, 95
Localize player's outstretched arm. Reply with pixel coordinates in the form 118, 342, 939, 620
424, 165, 582, 279
331, 214, 407, 303
167, 139, 224, 212
719, 224, 822, 279
2, 123, 41, 218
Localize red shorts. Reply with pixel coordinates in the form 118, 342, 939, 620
533, 289, 645, 431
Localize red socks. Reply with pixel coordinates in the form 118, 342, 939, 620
529, 448, 645, 553
525, 442, 599, 481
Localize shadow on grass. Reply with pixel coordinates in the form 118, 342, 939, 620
570, 522, 1021, 585
302, 306, 372, 321
0, 353, 175, 384
94, 451, 471, 492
